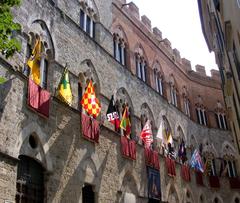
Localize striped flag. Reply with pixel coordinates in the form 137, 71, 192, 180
190, 149, 204, 172
140, 119, 153, 148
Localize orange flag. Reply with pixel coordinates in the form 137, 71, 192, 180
81, 80, 101, 118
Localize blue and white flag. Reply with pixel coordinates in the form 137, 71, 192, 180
190, 149, 204, 173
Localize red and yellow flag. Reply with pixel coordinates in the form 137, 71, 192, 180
120, 106, 131, 136
81, 80, 101, 118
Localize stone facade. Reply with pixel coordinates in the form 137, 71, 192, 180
197, 0, 240, 173
0, 0, 239, 202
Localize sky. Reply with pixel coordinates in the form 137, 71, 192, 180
130, 0, 218, 75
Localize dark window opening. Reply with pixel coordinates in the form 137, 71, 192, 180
86, 15, 91, 35
16, 155, 44, 203
80, 9, 85, 29
82, 184, 95, 203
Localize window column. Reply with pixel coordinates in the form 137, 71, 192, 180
84, 12, 87, 32
40, 53, 46, 88
217, 113, 222, 129
136, 55, 141, 79
115, 38, 120, 62
120, 42, 125, 65
197, 108, 202, 124
141, 61, 146, 82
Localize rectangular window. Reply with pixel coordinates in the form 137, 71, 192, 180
82, 184, 95, 203
80, 9, 85, 29
86, 15, 91, 35
233, 43, 240, 79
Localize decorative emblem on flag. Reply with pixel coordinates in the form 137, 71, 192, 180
57, 67, 73, 105
190, 149, 204, 173
140, 119, 153, 148
81, 80, 101, 118
106, 95, 120, 130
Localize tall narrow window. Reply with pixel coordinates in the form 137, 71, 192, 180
16, 155, 44, 203
79, 7, 96, 38
136, 54, 147, 82
113, 34, 126, 66
184, 98, 190, 117
196, 107, 207, 126
82, 184, 95, 203
154, 69, 163, 95
170, 85, 177, 107
215, 113, 228, 130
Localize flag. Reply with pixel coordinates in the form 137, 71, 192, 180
81, 80, 101, 118
57, 67, 73, 105
106, 95, 120, 130
204, 157, 212, 176
178, 140, 187, 162
190, 149, 204, 173
0, 77, 7, 84
140, 119, 153, 148
147, 167, 161, 200
27, 38, 42, 85
120, 106, 131, 136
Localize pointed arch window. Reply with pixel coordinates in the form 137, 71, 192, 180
196, 106, 207, 126
170, 84, 177, 107
184, 97, 190, 117
24, 34, 49, 89
136, 53, 147, 82
80, 2, 96, 38
215, 113, 228, 130
154, 69, 163, 95
226, 159, 238, 178
82, 184, 95, 203
113, 34, 126, 65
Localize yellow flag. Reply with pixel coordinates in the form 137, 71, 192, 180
27, 38, 42, 85
57, 68, 73, 105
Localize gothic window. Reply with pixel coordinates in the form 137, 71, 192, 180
184, 98, 190, 117
24, 33, 50, 89
154, 69, 163, 95
233, 42, 240, 79
226, 159, 238, 178
113, 33, 126, 66
196, 105, 207, 126
79, 1, 97, 38
136, 53, 147, 82
170, 84, 178, 107
82, 184, 95, 203
16, 155, 44, 203
215, 101, 228, 130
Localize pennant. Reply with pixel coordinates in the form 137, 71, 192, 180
57, 67, 73, 105
106, 95, 120, 130
140, 119, 153, 148
120, 106, 131, 136
27, 38, 42, 85
178, 140, 187, 163
190, 149, 204, 173
81, 80, 101, 118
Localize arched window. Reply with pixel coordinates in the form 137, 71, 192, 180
24, 34, 49, 89
215, 101, 228, 130
135, 53, 147, 82
154, 69, 163, 95
16, 155, 44, 203
80, 0, 97, 38
226, 159, 238, 177
195, 97, 208, 126
170, 83, 178, 107
182, 86, 190, 117
113, 33, 126, 66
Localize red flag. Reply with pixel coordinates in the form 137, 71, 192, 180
140, 120, 153, 148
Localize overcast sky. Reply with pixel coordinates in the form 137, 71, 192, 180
130, 0, 218, 75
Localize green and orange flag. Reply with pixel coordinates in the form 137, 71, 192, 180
120, 106, 131, 137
